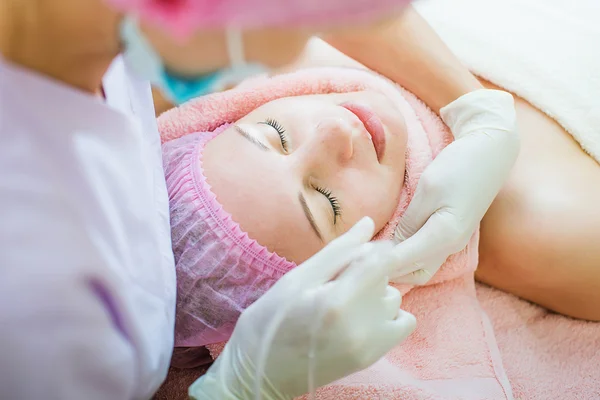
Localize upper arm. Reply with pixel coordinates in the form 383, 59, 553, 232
323, 5, 482, 113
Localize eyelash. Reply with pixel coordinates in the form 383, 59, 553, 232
261, 118, 289, 152
315, 186, 342, 224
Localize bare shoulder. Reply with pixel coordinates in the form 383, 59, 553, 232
476, 79, 600, 321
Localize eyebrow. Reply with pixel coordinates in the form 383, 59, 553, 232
298, 192, 324, 243
234, 125, 270, 151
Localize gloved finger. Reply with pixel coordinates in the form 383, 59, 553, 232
389, 252, 446, 284
391, 267, 437, 286
365, 273, 390, 299
364, 309, 417, 364
336, 240, 396, 292
390, 211, 461, 282
392, 309, 417, 336
394, 177, 440, 243
284, 216, 375, 286
381, 285, 402, 320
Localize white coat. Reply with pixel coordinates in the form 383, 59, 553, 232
0, 56, 176, 400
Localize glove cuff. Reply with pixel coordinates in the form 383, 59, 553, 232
189, 343, 290, 400
188, 347, 244, 400
440, 89, 516, 140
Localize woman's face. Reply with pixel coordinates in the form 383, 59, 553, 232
203, 90, 408, 263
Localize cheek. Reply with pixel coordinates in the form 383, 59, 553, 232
342, 172, 402, 231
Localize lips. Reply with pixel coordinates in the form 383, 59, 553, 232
341, 102, 387, 162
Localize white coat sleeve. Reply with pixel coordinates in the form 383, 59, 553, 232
0, 187, 138, 400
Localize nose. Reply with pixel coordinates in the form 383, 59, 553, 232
312, 116, 355, 163
293, 116, 357, 176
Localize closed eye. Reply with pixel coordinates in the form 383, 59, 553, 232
259, 118, 289, 152
315, 186, 342, 225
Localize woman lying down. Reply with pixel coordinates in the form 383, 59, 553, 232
158, 49, 600, 400
158, 64, 521, 398
156, 4, 600, 400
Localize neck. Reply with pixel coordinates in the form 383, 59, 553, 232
0, 0, 123, 94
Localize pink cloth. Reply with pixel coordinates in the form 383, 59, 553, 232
158, 286, 600, 400
477, 284, 600, 400
159, 67, 511, 399
105, 0, 411, 37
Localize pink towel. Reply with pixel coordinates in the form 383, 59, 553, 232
158, 67, 511, 399
153, 366, 208, 400
477, 284, 600, 400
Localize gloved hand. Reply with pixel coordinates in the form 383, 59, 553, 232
391, 89, 519, 284
189, 217, 417, 400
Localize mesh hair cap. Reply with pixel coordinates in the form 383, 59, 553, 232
163, 124, 296, 348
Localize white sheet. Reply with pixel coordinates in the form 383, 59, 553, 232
414, 0, 600, 162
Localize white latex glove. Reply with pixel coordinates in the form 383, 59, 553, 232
392, 89, 519, 284
189, 217, 417, 400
